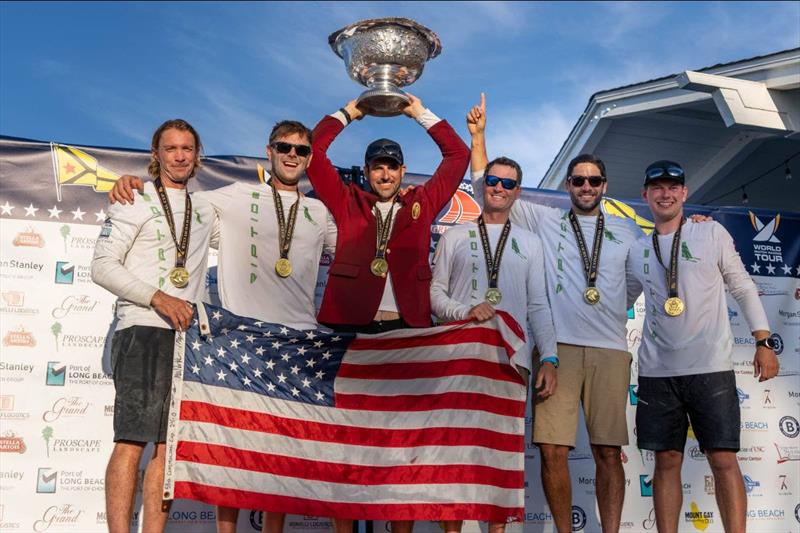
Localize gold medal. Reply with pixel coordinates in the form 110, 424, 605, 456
275, 258, 292, 278
485, 288, 502, 305
584, 286, 601, 305
411, 202, 421, 220
169, 267, 189, 288
370, 257, 389, 277
664, 297, 685, 317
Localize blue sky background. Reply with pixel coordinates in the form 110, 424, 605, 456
2, 1, 798, 187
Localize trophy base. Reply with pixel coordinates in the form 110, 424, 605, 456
357, 88, 410, 117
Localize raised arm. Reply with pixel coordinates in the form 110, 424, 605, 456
466, 93, 547, 233
467, 92, 489, 176
306, 100, 365, 217
406, 95, 470, 210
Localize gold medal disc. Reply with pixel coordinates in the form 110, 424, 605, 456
485, 288, 502, 305
275, 258, 292, 278
664, 297, 685, 317
370, 257, 389, 278
584, 287, 601, 305
169, 267, 190, 288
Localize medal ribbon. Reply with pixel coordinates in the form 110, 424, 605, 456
154, 178, 192, 270
568, 210, 604, 290
270, 181, 300, 261
477, 216, 511, 290
373, 200, 397, 261
652, 219, 683, 300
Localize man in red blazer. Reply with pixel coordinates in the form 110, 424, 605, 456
307, 94, 470, 333
306, 95, 468, 531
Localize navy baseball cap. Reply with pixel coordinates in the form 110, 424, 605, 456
364, 138, 404, 167
644, 160, 685, 185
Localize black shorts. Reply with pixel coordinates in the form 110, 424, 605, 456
636, 370, 740, 453
110, 325, 175, 443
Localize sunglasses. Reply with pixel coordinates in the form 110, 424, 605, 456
646, 166, 684, 180
568, 175, 606, 187
271, 142, 311, 157
485, 174, 518, 190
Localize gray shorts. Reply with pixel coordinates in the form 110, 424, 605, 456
111, 325, 175, 443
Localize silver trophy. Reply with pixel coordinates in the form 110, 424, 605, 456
329, 18, 441, 117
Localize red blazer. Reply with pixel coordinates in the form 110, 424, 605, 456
307, 115, 470, 327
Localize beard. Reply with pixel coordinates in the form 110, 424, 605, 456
569, 190, 603, 213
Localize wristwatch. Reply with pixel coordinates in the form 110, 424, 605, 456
755, 337, 776, 350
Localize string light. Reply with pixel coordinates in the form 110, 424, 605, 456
702, 151, 799, 205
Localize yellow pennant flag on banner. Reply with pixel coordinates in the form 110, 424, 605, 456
50, 143, 121, 201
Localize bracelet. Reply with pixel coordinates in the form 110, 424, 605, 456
539, 356, 559, 368
339, 107, 352, 125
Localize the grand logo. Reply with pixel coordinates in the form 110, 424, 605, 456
50, 295, 99, 319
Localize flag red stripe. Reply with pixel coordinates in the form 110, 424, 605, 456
177, 441, 524, 488
335, 391, 525, 417
495, 310, 526, 341
173, 482, 524, 521
181, 400, 524, 452
337, 358, 524, 384
348, 327, 516, 355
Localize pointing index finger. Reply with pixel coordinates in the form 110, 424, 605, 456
480, 92, 486, 111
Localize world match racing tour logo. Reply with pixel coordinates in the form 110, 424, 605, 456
748, 211, 797, 277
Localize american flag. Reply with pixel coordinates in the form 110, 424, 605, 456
163, 303, 527, 522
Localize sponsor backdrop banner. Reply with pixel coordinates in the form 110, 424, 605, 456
1, 135, 798, 532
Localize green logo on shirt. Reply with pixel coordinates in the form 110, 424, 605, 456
604, 229, 622, 244
681, 242, 699, 262
303, 206, 316, 225
511, 238, 526, 259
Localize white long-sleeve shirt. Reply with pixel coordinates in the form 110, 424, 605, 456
471, 171, 642, 352
198, 181, 337, 330
430, 221, 558, 371
627, 220, 770, 377
91, 182, 218, 330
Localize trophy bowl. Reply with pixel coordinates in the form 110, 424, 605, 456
329, 17, 441, 117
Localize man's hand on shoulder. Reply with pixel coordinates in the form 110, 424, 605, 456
150, 290, 193, 332
688, 214, 713, 223
109, 175, 145, 205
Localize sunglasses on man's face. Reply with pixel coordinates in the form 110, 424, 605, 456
485, 174, 518, 190
271, 142, 311, 157
568, 175, 606, 188
646, 166, 684, 180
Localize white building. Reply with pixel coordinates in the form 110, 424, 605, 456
540, 47, 800, 211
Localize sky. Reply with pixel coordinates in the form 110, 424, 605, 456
1, 1, 798, 187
